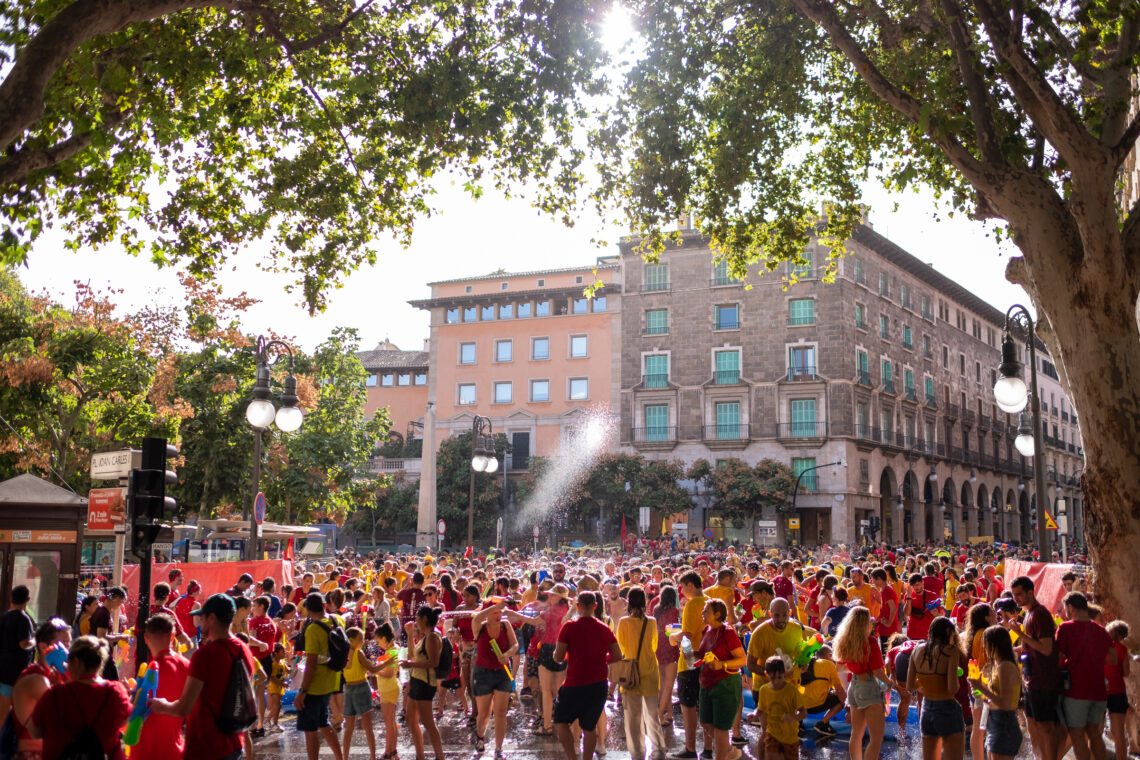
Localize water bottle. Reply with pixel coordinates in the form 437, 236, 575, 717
680, 636, 697, 669
1019, 653, 1030, 679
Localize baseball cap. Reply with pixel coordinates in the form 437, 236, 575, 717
190, 593, 236, 623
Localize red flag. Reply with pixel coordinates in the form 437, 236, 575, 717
464, 545, 472, 559
621, 514, 627, 545
284, 538, 294, 561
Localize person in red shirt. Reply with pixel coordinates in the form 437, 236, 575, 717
247, 595, 278, 736
872, 568, 899, 647
174, 581, 202, 645
151, 593, 258, 760
1055, 592, 1116, 760
28, 636, 132, 760
133, 612, 191, 760
10, 619, 70, 758
552, 591, 622, 760
694, 599, 746, 760
292, 573, 316, 605
1105, 620, 1131, 760
905, 574, 940, 641
834, 607, 888, 760
153, 581, 194, 652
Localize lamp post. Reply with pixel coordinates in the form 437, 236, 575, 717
790, 460, 845, 544
993, 305, 1050, 560
244, 336, 303, 561
467, 415, 497, 546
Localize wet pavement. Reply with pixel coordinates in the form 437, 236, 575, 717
249, 692, 1046, 759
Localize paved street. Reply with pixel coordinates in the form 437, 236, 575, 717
249, 694, 1045, 760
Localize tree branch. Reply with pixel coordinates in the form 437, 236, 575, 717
1101, 14, 1140, 146
0, 108, 131, 186
1022, 6, 1103, 86
938, 0, 1003, 164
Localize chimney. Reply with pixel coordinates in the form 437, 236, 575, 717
423, 338, 430, 352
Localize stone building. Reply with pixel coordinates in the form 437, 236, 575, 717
618, 220, 1085, 548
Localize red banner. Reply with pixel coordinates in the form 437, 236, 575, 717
121, 560, 294, 622
1002, 560, 1072, 615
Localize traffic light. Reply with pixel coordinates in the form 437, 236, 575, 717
129, 436, 178, 556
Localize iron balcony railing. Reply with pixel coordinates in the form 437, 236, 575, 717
703, 423, 749, 440
642, 373, 669, 389
641, 281, 670, 293
926, 394, 937, 408
882, 379, 896, 394
787, 366, 817, 381
631, 426, 677, 443
858, 372, 872, 387
778, 421, 828, 438
715, 369, 741, 385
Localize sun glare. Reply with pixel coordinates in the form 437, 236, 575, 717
601, 5, 637, 54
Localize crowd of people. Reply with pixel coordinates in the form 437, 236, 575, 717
0, 539, 1132, 760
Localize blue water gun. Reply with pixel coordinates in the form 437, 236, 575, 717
123, 661, 159, 746
44, 642, 67, 675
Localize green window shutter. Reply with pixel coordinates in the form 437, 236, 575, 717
646, 309, 668, 334
905, 369, 915, 390
790, 399, 816, 436
715, 351, 739, 384
858, 351, 869, 374
789, 299, 814, 325
645, 405, 669, 440
793, 457, 817, 490
645, 264, 668, 291
715, 401, 741, 438
645, 355, 668, 387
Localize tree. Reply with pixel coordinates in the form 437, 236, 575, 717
628, 458, 692, 535
607, 0, 1140, 660
350, 475, 419, 546
434, 431, 509, 545
687, 458, 797, 540
2, 0, 609, 311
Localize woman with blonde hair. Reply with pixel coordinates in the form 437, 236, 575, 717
834, 606, 888, 760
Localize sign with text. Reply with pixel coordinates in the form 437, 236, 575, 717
90, 450, 139, 481
0, 530, 78, 544
87, 487, 127, 532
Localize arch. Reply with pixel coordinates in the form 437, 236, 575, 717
1019, 490, 1031, 543
879, 467, 898, 544
990, 488, 1003, 541
959, 481, 973, 541
1006, 488, 1019, 543
975, 484, 989, 538
901, 470, 920, 544
941, 478, 956, 543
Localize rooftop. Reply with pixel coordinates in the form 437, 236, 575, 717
426, 259, 620, 286
357, 349, 430, 371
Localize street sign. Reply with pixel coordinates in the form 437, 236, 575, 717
703, 528, 714, 539
788, 518, 801, 530
87, 487, 127, 531
437, 519, 447, 536
532, 525, 540, 539
90, 450, 139, 481
254, 492, 266, 525
756, 520, 777, 528
1043, 510, 1058, 530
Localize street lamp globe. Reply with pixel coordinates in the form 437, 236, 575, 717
485, 455, 499, 474
246, 399, 276, 429
1015, 431, 1036, 457
471, 453, 488, 472
994, 375, 1028, 413
275, 405, 303, 432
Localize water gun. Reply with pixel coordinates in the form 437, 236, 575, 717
703, 651, 740, 675
666, 624, 683, 636
375, 649, 398, 669
925, 598, 943, 612
967, 659, 982, 696
123, 661, 159, 746
44, 642, 67, 675
791, 634, 825, 667
490, 640, 513, 681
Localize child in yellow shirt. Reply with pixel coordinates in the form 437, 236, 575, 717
757, 656, 807, 759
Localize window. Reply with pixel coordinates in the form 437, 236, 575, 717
644, 355, 669, 388
366, 374, 377, 387
793, 250, 813, 278
569, 378, 589, 400
501, 282, 509, 291
976, 361, 982, 382
458, 384, 476, 405
959, 353, 966, 376
925, 421, 935, 447
398, 373, 410, 386
445, 308, 459, 324
793, 458, 818, 491
901, 284, 910, 308
493, 381, 512, 403
517, 302, 532, 318
853, 258, 865, 284
882, 359, 894, 392
789, 299, 815, 325
593, 296, 607, 312
925, 376, 935, 404
531, 337, 550, 360
857, 350, 870, 384
943, 345, 949, 368
499, 303, 513, 319
921, 295, 931, 318
856, 403, 868, 436
569, 335, 588, 358
903, 326, 913, 349
922, 335, 931, 357
714, 350, 740, 384
495, 339, 513, 362
381, 373, 394, 386
788, 346, 815, 380
879, 314, 889, 339
714, 304, 740, 330
715, 401, 742, 438
904, 368, 915, 398
790, 399, 817, 437
713, 260, 738, 286
646, 308, 668, 334
879, 272, 889, 296
572, 298, 589, 314
414, 373, 427, 386
463, 306, 478, 322
536, 301, 550, 317
645, 405, 670, 441
530, 379, 550, 402
575, 275, 583, 284
644, 263, 669, 291
459, 342, 476, 364
537, 279, 545, 287
481, 305, 495, 321
465, 285, 473, 294
855, 303, 867, 329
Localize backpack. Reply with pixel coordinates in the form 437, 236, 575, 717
435, 635, 454, 680
216, 642, 258, 734
57, 688, 111, 760
311, 619, 350, 672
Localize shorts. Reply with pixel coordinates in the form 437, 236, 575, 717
343, 681, 373, 717
473, 665, 514, 696
806, 692, 841, 714
296, 691, 331, 732
677, 670, 700, 709
258, 655, 273, 677
0, 683, 12, 698
441, 677, 461, 690
985, 709, 1023, 756
539, 643, 566, 672
921, 698, 965, 737
1059, 697, 1107, 728
1024, 689, 1059, 723
526, 651, 541, 679
1107, 692, 1129, 714
408, 678, 436, 701
698, 675, 741, 732
762, 733, 799, 760
552, 682, 607, 731
846, 677, 885, 711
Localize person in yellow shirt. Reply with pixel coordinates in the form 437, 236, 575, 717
747, 599, 818, 688
757, 657, 806, 758
846, 568, 881, 619
342, 627, 378, 760
667, 571, 707, 758
705, 569, 739, 625
798, 646, 846, 737
616, 588, 665, 760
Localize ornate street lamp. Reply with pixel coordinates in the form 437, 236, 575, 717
468, 415, 496, 545
244, 336, 302, 560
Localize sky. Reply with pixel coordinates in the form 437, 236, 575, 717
17, 179, 1028, 355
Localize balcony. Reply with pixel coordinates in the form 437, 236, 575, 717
922, 308, 935, 321
645, 323, 669, 335
798, 473, 819, 491
980, 413, 991, 429
364, 458, 423, 479
904, 387, 917, 402
879, 284, 891, 298
856, 423, 880, 442
642, 373, 669, 389
936, 443, 946, 457
631, 426, 678, 449
979, 453, 995, 469
1061, 411, 1069, 422
641, 281, 670, 293
923, 348, 933, 359
857, 371, 872, 387
855, 271, 867, 286
902, 298, 913, 310
949, 446, 963, 462
880, 429, 899, 448
926, 394, 937, 408
715, 317, 740, 330
903, 338, 913, 350
1068, 442, 1076, 453
963, 450, 978, 466
787, 366, 817, 381
714, 369, 741, 385
855, 318, 868, 330
945, 403, 959, 419
778, 421, 828, 440
711, 275, 742, 287
962, 409, 976, 426
702, 423, 750, 449
882, 379, 896, 395
787, 316, 815, 326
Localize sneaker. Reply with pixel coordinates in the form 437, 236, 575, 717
814, 721, 837, 736
700, 750, 713, 759
730, 735, 747, 746
520, 687, 533, 700
668, 751, 698, 759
